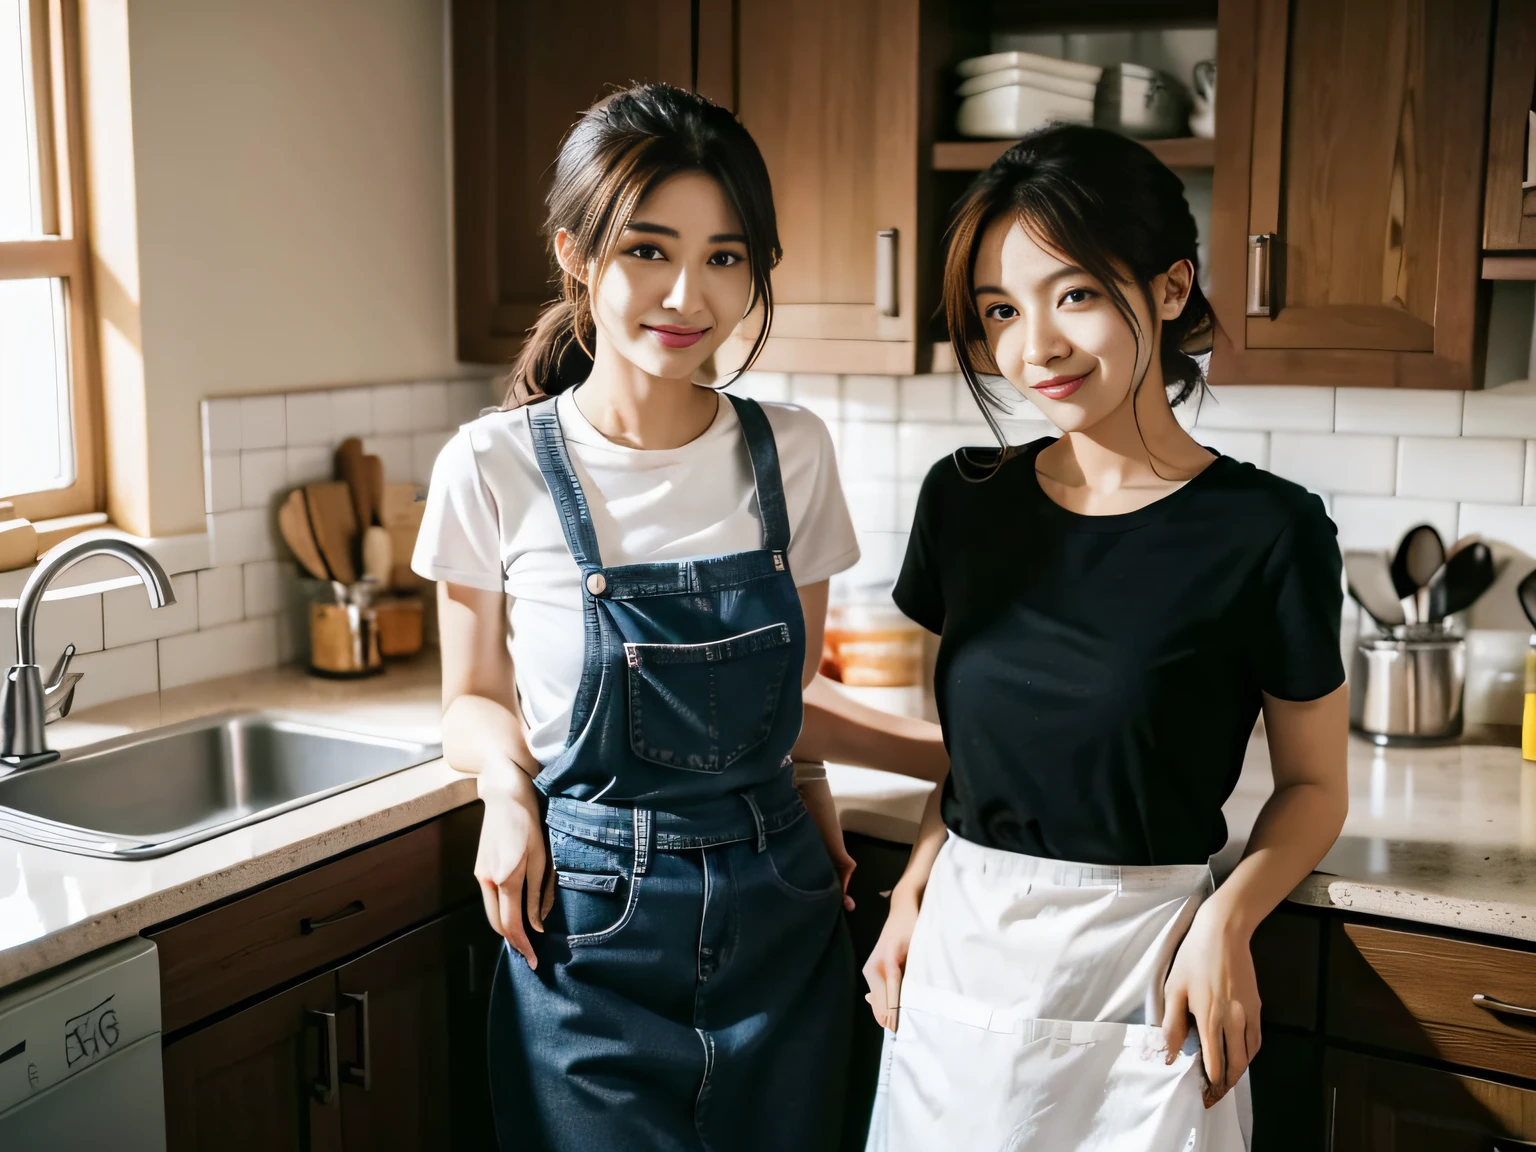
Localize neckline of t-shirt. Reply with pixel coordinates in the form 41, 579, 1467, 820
552, 388, 736, 456
1017, 436, 1229, 533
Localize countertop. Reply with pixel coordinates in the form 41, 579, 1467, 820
1, 660, 1533, 989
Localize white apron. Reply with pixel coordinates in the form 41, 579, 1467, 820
865, 834, 1252, 1152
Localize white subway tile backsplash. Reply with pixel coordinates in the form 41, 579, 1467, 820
203, 453, 241, 514
1194, 428, 1269, 468
1397, 437, 1525, 504
243, 559, 291, 617
207, 508, 276, 566
1268, 432, 1396, 496
413, 431, 454, 489
898, 375, 955, 422
104, 572, 198, 648
71, 641, 159, 710
841, 531, 907, 590
449, 379, 491, 425
1329, 496, 1459, 553
729, 372, 790, 404
1335, 388, 1463, 437
1462, 383, 1536, 438
1527, 442, 1536, 505
286, 446, 331, 488
1192, 385, 1335, 432
331, 387, 375, 438
840, 422, 899, 479
364, 436, 413, 492
843, 376, 900, 421
899, 423, 983, 480
202, 398, 242, 453
411, 381, 449, 428
159, 616, 279, 690
240, 448, 288, 510
843, 481, 899, 534
283, 391, 335, 447
897, 480, 922, 532
197, 566, 245, 628
1464, 629, 1528, 725
372, 383, 415, 433
2, 592, 105, 664
1455, 502, 1536, 556
789, 374, 841, 422
240, 395, 287, 449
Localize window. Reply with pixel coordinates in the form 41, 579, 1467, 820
0, 0, 98, 519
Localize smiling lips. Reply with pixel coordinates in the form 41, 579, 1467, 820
1032, 373, 1088, 401
644, 324, 710, 349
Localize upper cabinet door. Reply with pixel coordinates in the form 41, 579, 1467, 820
452, 0, 694, 365
1210, 0, 1492, 389
729, 0, 923, 375
1483, 1, 1536, 251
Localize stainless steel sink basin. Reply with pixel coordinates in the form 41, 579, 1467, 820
0, 713, 442, 858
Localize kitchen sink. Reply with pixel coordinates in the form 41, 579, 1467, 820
0, 713, 442, 858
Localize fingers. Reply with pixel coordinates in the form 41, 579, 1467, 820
499, 864, 537, 971
1220, 1004, 1252, 1090
1160, 985, 1190, 1066
525, 834, 548, 934
840, 857, 857, 912
861, 956, 889, 1026
1198, 1004, 1226, 1102
478, 877, 504, 939
883, 954, 903, 1034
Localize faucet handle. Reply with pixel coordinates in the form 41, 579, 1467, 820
44, 644, 76, 691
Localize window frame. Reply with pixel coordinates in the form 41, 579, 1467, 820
0, 0, 102, 520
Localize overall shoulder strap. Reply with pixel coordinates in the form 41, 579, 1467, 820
725, 393, 791, 555
527, 397, 604, 567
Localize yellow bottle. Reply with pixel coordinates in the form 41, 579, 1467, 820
1524, 637, 1536, 761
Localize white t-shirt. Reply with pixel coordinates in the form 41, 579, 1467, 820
412, 390, 860, 766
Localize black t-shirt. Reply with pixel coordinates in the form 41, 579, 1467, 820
893, 438, 1344, 866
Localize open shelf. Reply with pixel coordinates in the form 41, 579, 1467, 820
932, 136, 1216, 172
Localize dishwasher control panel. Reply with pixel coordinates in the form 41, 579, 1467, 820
0, 937, 160, 1113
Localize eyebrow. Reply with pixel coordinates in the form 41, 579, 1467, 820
625, 221, 748, 244
972, 266, 1088, 297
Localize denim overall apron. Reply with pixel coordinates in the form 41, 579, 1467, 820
488, 393, 854, 1152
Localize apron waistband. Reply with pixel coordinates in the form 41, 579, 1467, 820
898, 981, 1195, 1054
942, 832, 1215, 894
544, 771, 805, 852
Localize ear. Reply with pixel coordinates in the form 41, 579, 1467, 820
1158, 258, 1194, 321
553, 229, 588, 285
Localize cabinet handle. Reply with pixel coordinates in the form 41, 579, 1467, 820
1472, 992, 1536, 1020
1247, 234, 1275, 317
1325, 1084, 1337, 1152
342, 991, 371, 1091
306, 1009, 339, 1105
300, 899, 366, 935
466, 944, 479, 998
876, 229, 898, 317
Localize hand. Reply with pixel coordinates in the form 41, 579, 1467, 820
1160, 901, 1262, 1107
827, 834, 857, 912
797, 775, 857, 910
862, 889, 920, 1032
474, 765, 553, 971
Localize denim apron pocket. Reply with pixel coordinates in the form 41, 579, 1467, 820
626, 622, 793, 772
547, 828, 636, 947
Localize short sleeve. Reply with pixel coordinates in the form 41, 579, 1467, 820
1250, 494, 1345, 701
410, 428, 505, 592
892, 461, 946, 634
782, 411, 860, 587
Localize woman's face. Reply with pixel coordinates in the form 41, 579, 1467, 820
971, 215, 1188, 433
562, 170, 753, 381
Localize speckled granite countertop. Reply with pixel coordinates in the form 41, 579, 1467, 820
1, 661, 1533, 989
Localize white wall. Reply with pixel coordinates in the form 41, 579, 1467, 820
124, 0, 460, 536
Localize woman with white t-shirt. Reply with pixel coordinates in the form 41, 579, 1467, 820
412, 84, 945, 1152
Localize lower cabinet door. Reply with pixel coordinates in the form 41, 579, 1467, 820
336, 905, 498, 1151
163, 970, 346, 1152
1324, 1047, 1536, 1151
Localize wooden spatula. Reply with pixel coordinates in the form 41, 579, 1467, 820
278, 489, 329, 580
334, 437, 371, 529
305, 481, 358, 585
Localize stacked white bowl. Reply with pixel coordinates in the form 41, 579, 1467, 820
955, 51, 1103, 139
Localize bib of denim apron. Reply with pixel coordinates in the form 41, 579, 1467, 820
526, 391, 807, 808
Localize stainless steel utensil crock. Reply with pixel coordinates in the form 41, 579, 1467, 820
1349, 629, 1466, 745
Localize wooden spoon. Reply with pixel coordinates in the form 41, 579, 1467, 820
278, 489, 330, 580
364, 455, 385, 526
305, 481, 358, 585
334, 437, 371, 530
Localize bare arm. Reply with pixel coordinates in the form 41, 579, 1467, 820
797, 677, 948, 782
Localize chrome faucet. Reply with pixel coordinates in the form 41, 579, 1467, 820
1, 534, 176, 771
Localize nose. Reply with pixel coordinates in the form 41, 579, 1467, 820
661, 261, 704, 317
1022, 306, 1070, 369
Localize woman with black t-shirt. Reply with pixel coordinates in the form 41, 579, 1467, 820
861, 126, 1349, 1150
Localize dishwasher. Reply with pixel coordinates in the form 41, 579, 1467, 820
0, 936, 166, 1150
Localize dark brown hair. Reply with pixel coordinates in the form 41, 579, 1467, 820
942, 124, 1214, 450
504, 83, 781, 407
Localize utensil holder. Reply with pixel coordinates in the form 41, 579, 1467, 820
1349, 627, 1466, 746
309, 600, 382, 679
374, 593, 424, 659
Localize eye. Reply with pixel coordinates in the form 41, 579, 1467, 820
707, 250, 745, 267
626, 244, 666, 261
983, 302, 1018, 321
1059, 287, 1096, 306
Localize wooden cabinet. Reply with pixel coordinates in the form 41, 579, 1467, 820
1323, 1048, 1536, 1151
1210, 0, 1493, 389
1484, 1, 1536, 255
157, 806, 497, 1152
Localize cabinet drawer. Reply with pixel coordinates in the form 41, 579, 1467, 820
1252, 906, 1321, 1030
1326, 921, 1536, 1081
1325, 1047, 1536, 1150
150, 804, 481, 1032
